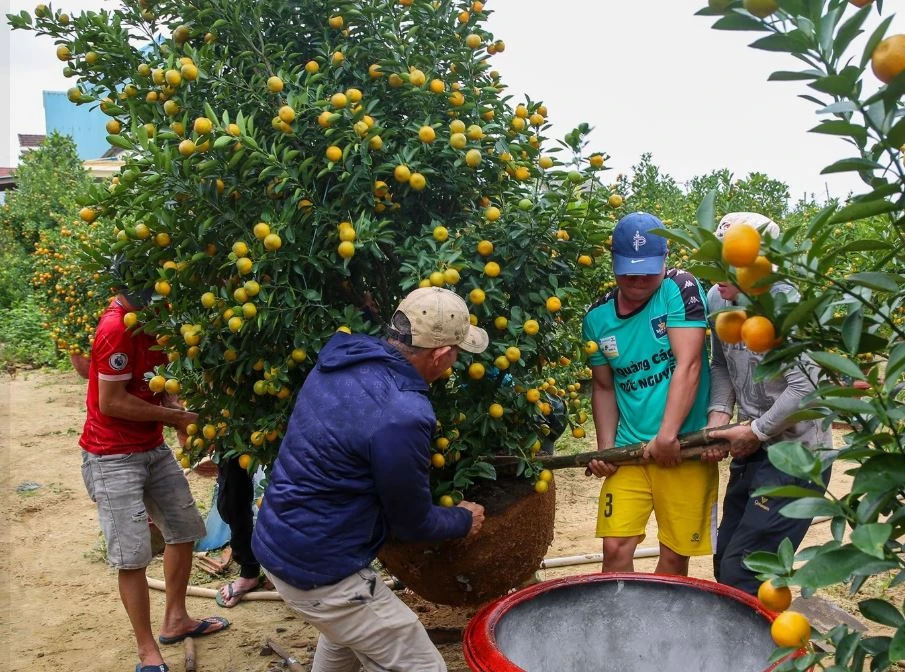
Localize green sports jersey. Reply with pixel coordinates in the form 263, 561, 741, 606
582, 269, 711, 447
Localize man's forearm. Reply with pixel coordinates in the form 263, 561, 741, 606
100, 392, 193, 429
591, 385, 618, 449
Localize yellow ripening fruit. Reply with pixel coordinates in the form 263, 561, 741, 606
278, 105, 296, 124
488, 403, 504, 419
770, 610, 811, 649
741, 315, 777, 353
408, 173, 426, 190
871, 34, 905, 84
715, 310, 748, 345
253, 222, 270, 240
484, 261, 500, 277
722, 223, 762, 267
394, 164, 411, 183
193, 117, 212, 135
757, 579, 792, 613
546, 296, 562, 312
418, 125, 436, 143
523, 319, 539, 335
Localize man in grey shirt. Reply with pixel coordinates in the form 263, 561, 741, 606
704, 213, 834, 594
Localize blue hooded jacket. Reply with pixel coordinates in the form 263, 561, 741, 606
252, 332, 473, 590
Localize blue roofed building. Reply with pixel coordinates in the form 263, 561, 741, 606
43, 90, 111, 161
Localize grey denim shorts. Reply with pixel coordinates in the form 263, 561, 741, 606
81, 444, 206, 569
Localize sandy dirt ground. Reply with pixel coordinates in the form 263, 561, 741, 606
2, 369, 857, 672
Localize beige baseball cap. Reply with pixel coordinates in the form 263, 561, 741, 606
390, 287, 489, 353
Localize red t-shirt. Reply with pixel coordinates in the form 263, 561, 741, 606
79, 300, 168, 455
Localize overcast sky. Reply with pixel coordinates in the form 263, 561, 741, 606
2, 0, 901, 199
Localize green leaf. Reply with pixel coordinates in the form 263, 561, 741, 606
834, 4, 872, 59
696, 189, 716, 229
829, 239, 894, 255
779, 497, 842, 519
841, 309, 863, 355
852, 454, 905, 495
809, 74, 858, 97
859, 598, 904, 628
828, 198, 898, 224
750, 32, 810, 53
816, 397, 874, 415
768, 441, 820, 480
768, 70, 822, 81
712, 13, 769, 31
884, 343, 905, 385
845, 271, 902, 293
889, 625, 905, 662
781, 293, 831, 333
820, 157, 883, 174
753, 485, 830, 499
851, 524, 893, 560
809, 120, 867, 146
810, 351, 867, 381
818, 101, 859, 115
743, 550, 789, 575
860, 15, 895, 70
793, 547, 887, 590
685, 264, 729, 283
106, 134, 134, 150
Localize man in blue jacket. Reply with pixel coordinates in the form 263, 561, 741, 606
252, 287, 487, 671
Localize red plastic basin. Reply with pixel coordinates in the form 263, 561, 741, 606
464, 573, 789, 672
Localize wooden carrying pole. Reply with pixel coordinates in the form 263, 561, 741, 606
492, 422, 741, 471
267, 639, 306, 672
184, 638, 197, 672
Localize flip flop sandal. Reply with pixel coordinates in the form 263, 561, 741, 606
215, 580, 256, 608
158, 616, 230, 645
136, 664, 169, 672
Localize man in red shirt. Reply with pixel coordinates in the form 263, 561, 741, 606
80, 273, 229, 672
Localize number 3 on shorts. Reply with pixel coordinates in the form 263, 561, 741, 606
603, 493, 613, 517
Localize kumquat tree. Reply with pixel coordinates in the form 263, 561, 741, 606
8, 0, 620, 499
671, 1, 905, 669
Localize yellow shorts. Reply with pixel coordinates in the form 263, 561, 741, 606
595, 460, 718, 557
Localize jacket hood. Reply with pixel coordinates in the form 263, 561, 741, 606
317, 333, 427, 390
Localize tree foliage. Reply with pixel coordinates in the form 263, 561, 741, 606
1, 132, 92, 250
8, 0, 620, 497
688, 1, 905, 669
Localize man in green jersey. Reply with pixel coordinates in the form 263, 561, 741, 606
582, 212, 718, 575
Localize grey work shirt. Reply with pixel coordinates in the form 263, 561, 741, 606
707, 283, 833, 461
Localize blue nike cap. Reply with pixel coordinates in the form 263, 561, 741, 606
611, 212, 668, 276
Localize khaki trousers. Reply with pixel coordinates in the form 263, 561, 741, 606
266, 567, 446, 672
